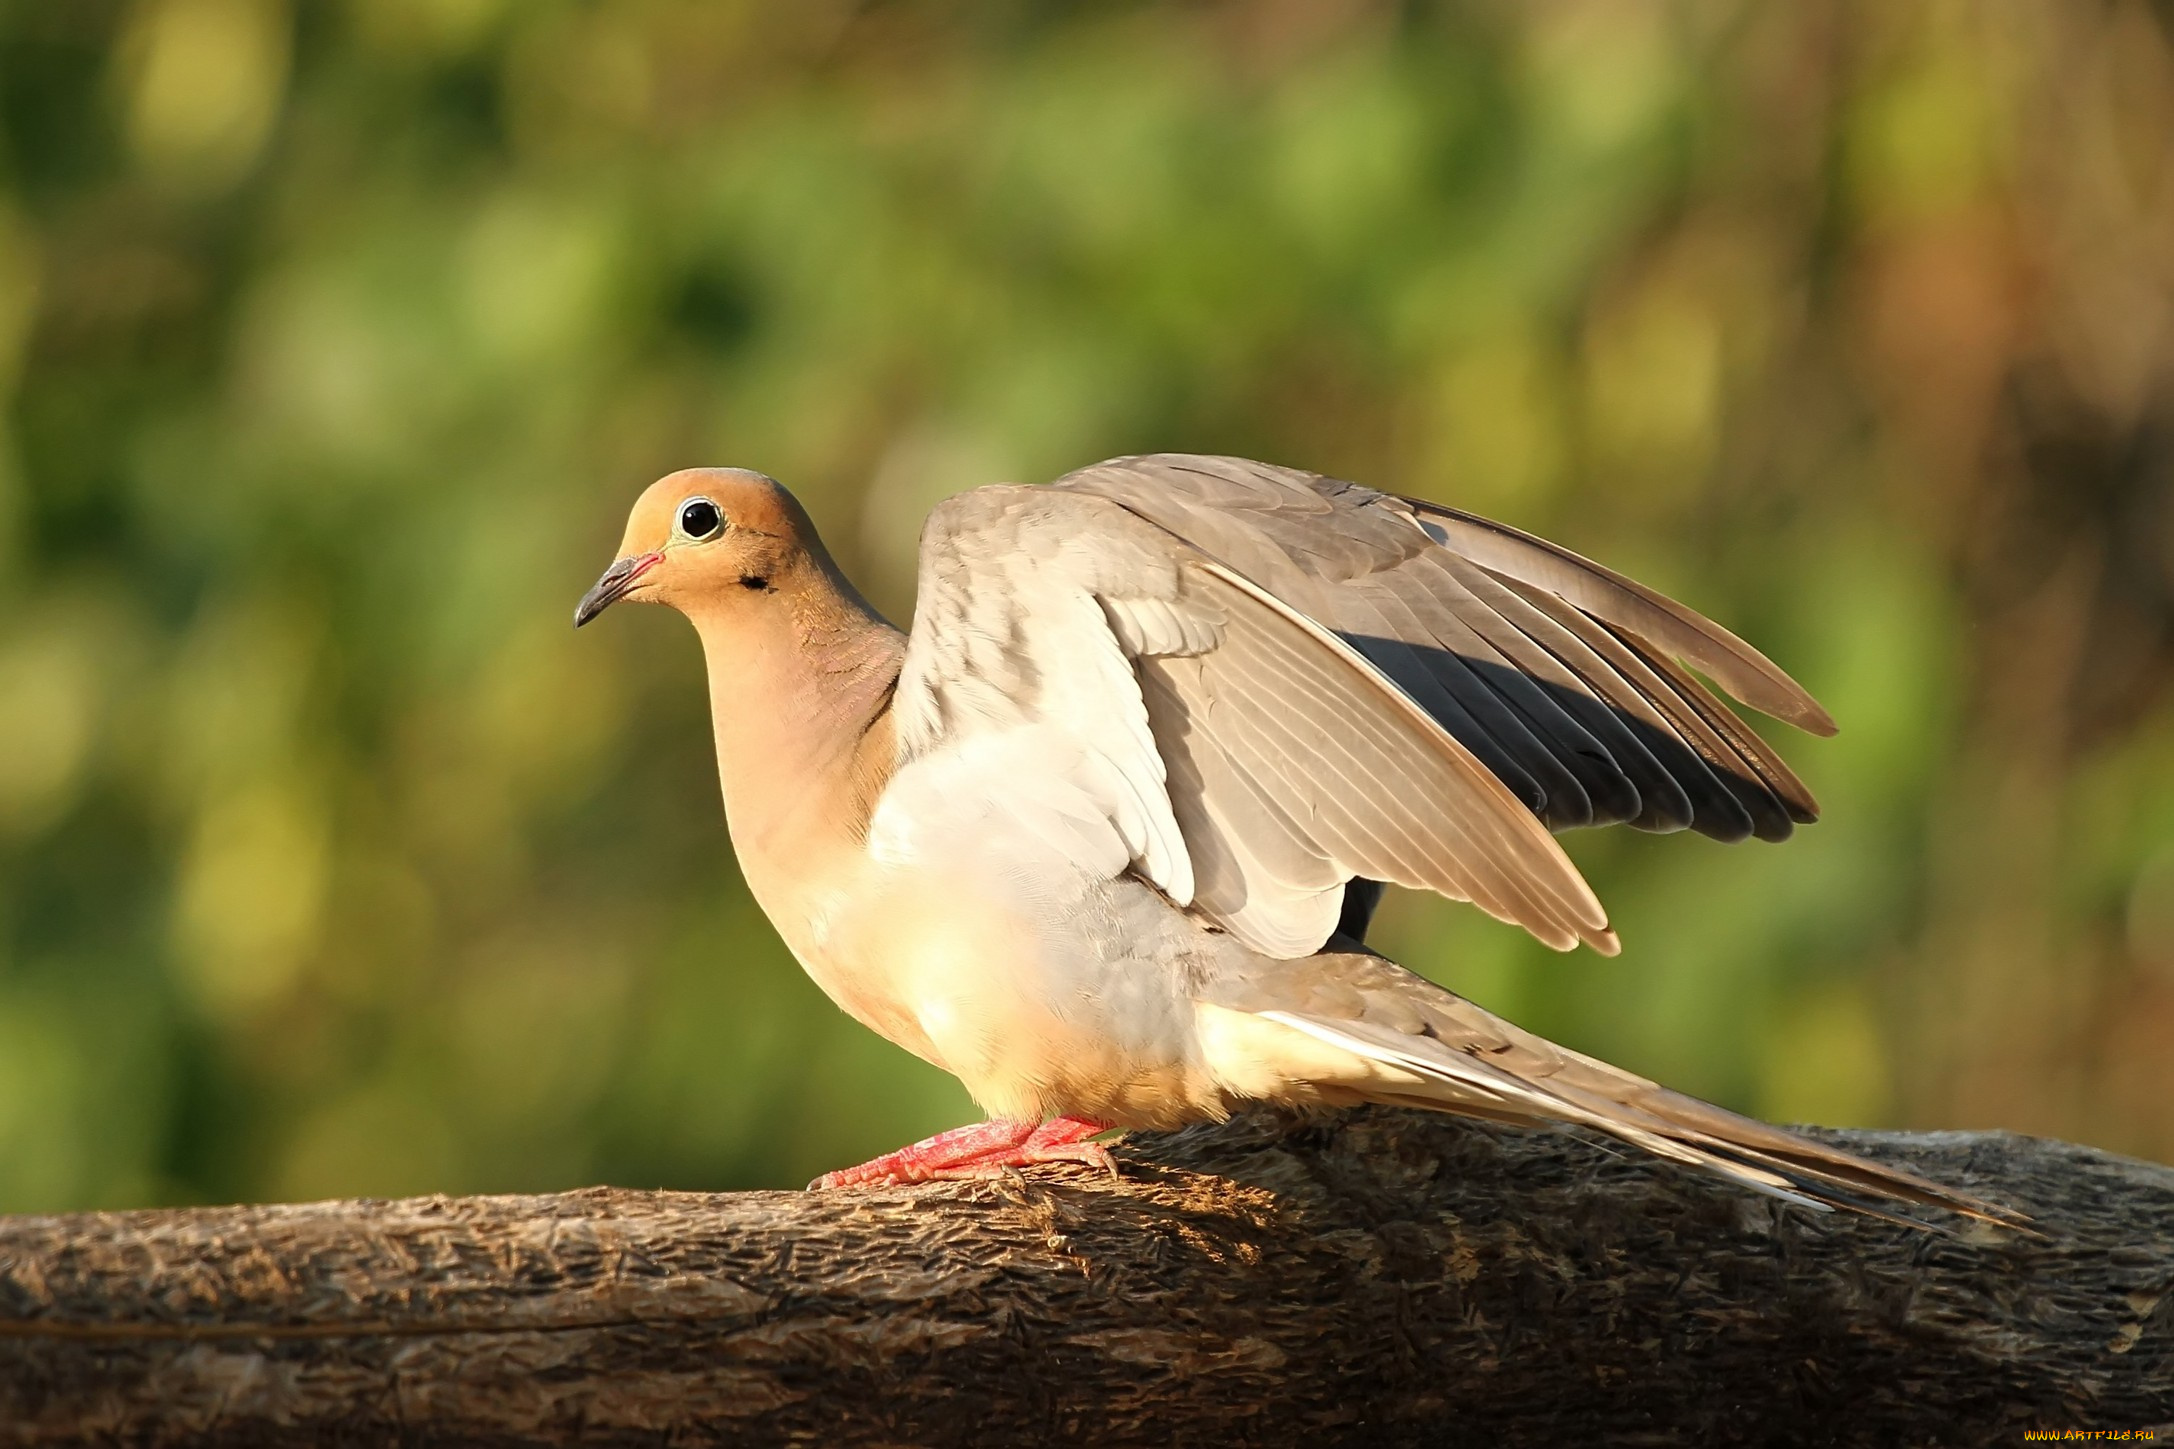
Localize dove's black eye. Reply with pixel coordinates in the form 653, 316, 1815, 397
677, 497, 723, 540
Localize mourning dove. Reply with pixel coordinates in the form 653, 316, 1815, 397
577, 453, 2014, 1224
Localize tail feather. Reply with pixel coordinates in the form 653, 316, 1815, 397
1230, 965, 2028, 1231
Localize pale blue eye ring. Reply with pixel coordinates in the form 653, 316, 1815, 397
677, 497, 723, 540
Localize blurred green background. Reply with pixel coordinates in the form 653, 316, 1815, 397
3, 0, 2173, 1211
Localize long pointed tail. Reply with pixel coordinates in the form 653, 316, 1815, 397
1205, 951, 2029, 1230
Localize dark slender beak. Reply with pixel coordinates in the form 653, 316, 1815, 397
574, 552, 663, 627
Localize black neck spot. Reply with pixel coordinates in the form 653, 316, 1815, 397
739, 575, 771, 591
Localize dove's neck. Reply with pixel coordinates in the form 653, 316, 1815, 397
685, 557, 905, 928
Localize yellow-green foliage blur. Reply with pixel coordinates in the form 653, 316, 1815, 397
2, 1, 2172, 1210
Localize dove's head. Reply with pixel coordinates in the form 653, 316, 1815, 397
575, 468, 825, 627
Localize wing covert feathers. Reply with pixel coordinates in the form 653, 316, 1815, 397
890, 484, 1617, 957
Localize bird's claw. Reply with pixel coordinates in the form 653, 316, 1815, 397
807, 1118, 1118, 1190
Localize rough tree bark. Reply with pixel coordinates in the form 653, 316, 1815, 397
1, 1108, 2168, 1447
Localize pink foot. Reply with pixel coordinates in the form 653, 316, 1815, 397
809, 1116, 1116, 1190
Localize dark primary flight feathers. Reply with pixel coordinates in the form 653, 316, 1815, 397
992, 453, 1829, 954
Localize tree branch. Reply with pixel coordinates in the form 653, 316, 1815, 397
2, 1108, 2169, 1446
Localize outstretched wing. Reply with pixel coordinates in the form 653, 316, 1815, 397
888, 485, 1615, 958
1054, 453, 1832, 844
